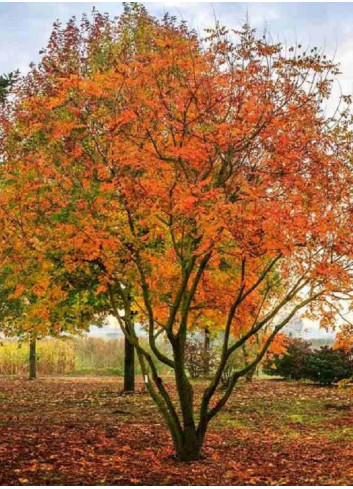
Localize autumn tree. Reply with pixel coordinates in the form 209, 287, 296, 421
1, 5, 353, 460
0, 12, 136, 388
333, 320, 353, 353
0, 92, 109, 379
0, 242, 108, 379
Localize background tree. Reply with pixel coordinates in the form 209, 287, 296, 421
0, 12, 137, 388
0, 71, 18, 103
1, 5, 353, 460
0, 254, 107, 379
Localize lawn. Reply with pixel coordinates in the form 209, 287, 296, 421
1, 377, 353, 485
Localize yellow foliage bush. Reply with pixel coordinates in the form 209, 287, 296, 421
0, 336, 170, 377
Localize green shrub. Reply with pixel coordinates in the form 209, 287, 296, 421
304, 347, 353, 385
264, 338, 312, 380
264, 338, 353, 385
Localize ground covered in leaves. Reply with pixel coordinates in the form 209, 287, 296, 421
1, 376, 353, 485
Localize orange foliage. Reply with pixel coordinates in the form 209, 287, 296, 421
1, 5, 353, 347
1, 4, 353, 459
1, 6, 352, 357
267, 333, 289, 356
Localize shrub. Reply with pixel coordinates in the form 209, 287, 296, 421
185, 334, 219, 379
220, 350, 244, 389
304, 347, 353, 385
264, 338, 353, 385
263, 338, 312, 380
185, 334, 254, 385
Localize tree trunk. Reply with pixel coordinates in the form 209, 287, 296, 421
172, 338, 202, 461
123, 336, 135, 392
176, 427, 202, 461
29, 333, 37, 380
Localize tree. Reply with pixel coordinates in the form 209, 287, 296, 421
1, 5, 353, 460
334, 325, 353, 352
0, 71, 18, 103
0, 15, 137, 389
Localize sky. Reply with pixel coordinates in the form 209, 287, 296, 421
1, 1, 349, 338
1, 2, 353, 113
1, 2, 353, 85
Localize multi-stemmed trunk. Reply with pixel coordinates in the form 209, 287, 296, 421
176, 425, 202, 461
109, 254, 316, 463
172, 338, 200, 460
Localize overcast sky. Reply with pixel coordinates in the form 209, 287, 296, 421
0, 2, 353, 113
1, 1, 350, 337
0, 3, 352, 78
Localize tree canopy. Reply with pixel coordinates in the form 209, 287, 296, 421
1, 4, 353, 460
